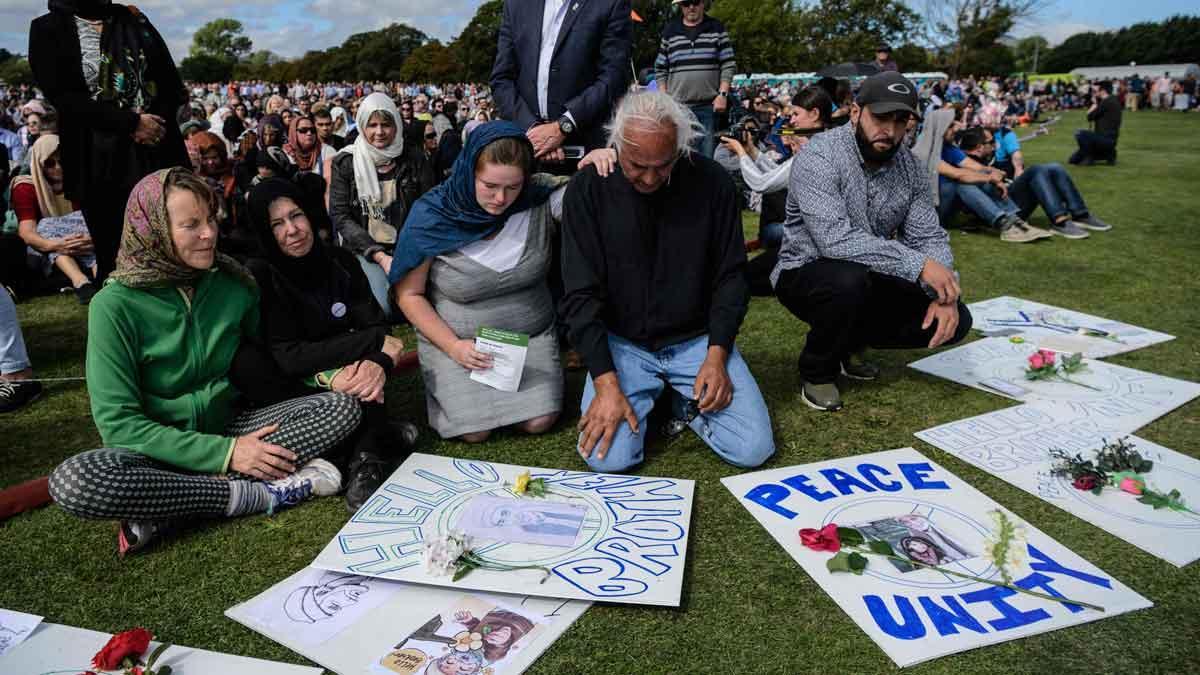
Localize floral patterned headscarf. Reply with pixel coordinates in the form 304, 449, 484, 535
110, 168, 253, 289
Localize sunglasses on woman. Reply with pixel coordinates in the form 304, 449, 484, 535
42, 158, 60, 170
296, 126, 316, 134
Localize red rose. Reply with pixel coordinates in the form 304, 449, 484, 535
1072, 474, 1100, 491
92, 628, 152, 670
799, 523, 841, 552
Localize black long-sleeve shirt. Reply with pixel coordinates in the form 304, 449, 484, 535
1087, 95, 1123, 139
559, 154, 749, 379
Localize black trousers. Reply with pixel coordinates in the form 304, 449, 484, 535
775, 259, 973, 383
81, 180, 136, 282
1069, 130, 1116, 165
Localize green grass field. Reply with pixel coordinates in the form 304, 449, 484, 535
4, 110, 1199, 674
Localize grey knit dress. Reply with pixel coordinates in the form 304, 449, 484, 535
417, 197, 563, 438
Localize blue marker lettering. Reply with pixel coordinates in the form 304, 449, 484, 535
864, 595, 927, 640
898, 462, 951, 490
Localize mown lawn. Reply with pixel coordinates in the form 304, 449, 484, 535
3, 110, 1199, 674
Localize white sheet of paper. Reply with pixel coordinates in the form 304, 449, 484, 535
721, 448, 1152, 668
968, 296, 1173, 358
457, 495, 586, 548
227, 567, 590, 675
469, 327, 529, 393
916, 405, 1200, 567
0, 608, 42, 657
311, 453, 695, 607
909, 337, 1200, 433
0, 622, 321, 674
237, 568, 402, 646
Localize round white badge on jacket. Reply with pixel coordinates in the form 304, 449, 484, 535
331, 302, 347, 318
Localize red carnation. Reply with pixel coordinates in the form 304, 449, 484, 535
1072, 474, 1101, 491
92, 627, 152, 670
799, 523, 842, 552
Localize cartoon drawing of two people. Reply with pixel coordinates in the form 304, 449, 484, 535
405, 607, 536, 674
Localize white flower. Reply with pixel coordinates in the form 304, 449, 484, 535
423, 531, 472, 576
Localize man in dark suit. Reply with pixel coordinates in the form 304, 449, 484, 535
490, 0, 633, 159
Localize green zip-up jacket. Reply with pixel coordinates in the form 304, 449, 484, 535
86, 269, 259, 474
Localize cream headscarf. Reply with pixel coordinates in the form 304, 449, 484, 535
11, 134, 73, 218
910, 108, 957, 206
336, 93, 405, 222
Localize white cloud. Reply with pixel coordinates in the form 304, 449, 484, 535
1011, 21, 1109, 47
1, 0, 484, 64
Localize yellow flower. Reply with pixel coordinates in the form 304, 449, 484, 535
513, 471, 531, 495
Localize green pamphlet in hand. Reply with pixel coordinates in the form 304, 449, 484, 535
469, 327, 530, 393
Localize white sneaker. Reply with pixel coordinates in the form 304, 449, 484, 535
265, 458, 342, 514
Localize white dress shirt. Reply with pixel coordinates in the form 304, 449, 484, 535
537, 0, 573, 122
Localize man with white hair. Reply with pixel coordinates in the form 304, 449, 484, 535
559, 90, 775, 474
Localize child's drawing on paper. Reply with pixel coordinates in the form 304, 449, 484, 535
854, 514, 977, 573
374, 595, 544, 675
284, 572, 371, 624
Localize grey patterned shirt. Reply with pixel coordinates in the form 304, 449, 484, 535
771, 122, 954, 288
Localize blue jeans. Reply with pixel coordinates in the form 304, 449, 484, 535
939, 181, 1018, 227
758, 221, 784, 249
578, 334, 775, 473
0, 285, 31, 375
1009, 163, 1088, 222
356, 254, 398, 320
688, 103, 717, 158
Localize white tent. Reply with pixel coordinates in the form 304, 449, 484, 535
1070, 64, 1199, 80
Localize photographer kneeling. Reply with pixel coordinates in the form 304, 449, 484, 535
720, 87, 832, 295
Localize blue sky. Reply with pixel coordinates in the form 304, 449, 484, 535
2, 0, 1195, 66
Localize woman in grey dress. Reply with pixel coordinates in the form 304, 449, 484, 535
390, 123, 567, 441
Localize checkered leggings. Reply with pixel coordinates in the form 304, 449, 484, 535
49, 392, 362, 521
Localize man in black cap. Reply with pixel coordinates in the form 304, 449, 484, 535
873, 45, 899, 73
771, 71, 972, 411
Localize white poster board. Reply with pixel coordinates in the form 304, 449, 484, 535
916, 405, 1200, 567
312, 453, 695, 607
227, 567, 590, 675
908, 338, 1200, 433
968, 296, 1174, 358
0, 621, 321, 674
721, 448, 1151, 668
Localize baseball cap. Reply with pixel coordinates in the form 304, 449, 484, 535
856, 71, 920, 118
876, 44, 892, 52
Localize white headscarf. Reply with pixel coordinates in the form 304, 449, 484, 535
337, 93, 405, 222
330, 106, 347, 134
910, 108, 956, 206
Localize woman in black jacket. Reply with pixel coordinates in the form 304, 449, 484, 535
233, 177, 418, 511
328, 93, 434, 319
29, 0, 189, 281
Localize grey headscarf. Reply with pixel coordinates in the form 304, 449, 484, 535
910, 108, 956, 206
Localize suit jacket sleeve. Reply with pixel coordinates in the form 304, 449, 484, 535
490, 0, 540, 128
28, 15, 139, 136
562, 0, 633, 129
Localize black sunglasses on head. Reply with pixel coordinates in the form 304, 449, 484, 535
678, 0, 702, 7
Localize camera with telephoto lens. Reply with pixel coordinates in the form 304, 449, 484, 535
720, 117, 761, 144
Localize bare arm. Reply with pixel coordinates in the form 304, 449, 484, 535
393, 259, 493, 370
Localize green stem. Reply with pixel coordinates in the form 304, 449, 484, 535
461, 553, 551, 583
1058, 374, 1103, 392
848, 545, 1105, 612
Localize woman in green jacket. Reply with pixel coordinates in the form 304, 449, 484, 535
49, 168, 364, 556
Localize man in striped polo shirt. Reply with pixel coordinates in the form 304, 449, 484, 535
654, 0, 736, 158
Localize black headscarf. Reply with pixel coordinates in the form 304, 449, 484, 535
248, 178, 330, 283
48, 0, 113, 20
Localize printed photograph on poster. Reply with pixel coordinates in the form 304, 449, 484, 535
916, 405, 1200, 567
372, 595, 545, 675
721, 448, 1153, 668
852, 515, 976, 573
968, 296, 1174, 358
456, 495, 586, 548
240, 568, 401, 646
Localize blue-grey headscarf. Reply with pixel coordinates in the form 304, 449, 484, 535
387, 121, 553, 283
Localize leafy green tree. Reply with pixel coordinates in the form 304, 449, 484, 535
709, 0, 805, 74
179, 54, 234, 83
1011, 35, 1048, 73
451, 0, 504, 82
1040, 15, 1200, 72
795, 0, 924, 70
399, 41, 458, 83
630, 0, 675, 73
190, 18, 253, 62
0, 57, 34, 86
